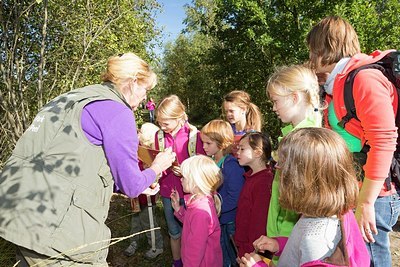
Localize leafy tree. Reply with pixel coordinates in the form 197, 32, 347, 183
164, 0, 400, 145
0, 0, 161, 166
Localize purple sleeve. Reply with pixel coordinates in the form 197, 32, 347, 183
81, 100, 156, 197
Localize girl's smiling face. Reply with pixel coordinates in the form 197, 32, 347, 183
157, 118, 181, 135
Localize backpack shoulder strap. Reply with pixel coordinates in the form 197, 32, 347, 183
338, 64, 386, 128
187, 123, 198, 157
339, 50, 400, 128
157, 130, 165, 151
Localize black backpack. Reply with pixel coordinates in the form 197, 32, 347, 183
338, 51, 400, 190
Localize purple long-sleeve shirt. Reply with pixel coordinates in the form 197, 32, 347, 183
81, 99, 156, 197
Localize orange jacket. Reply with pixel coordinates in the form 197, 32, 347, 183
328, 50, 398, 194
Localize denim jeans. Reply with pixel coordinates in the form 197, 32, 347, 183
161, 197, 183, 239
149, 110, 155, 123
220, 222, 239, 267
367, 193, 400, 267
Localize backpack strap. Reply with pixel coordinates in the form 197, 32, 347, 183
187, 123, 198, 157
338, 64, 386, 128
157, 130, 165, 152
156, 124, 198, 157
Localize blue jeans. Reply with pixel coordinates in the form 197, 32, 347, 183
161, 197, 183, 239
149, 110, 155, 123
220, 222, 239, 267
367, 193, 400, 267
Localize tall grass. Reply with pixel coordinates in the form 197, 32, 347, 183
0, 195, 173, 267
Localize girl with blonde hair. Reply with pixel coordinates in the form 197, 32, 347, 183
240, 128, 370, 267
155, 94, 205, 267
171, 155, 223, 267
266, 64, 322, 265
201, 119, 245, 266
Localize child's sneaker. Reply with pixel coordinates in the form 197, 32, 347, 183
123, 241, 137, 257
144, 248, 163, 259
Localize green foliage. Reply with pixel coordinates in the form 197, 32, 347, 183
161, 0, 400, 142
0, 0, 162, 167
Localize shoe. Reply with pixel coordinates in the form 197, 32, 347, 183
144, 248, 163, 259
124, 241, 137, 257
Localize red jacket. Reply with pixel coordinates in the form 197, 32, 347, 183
235, 167, 274, 257
327, 50, 398, 195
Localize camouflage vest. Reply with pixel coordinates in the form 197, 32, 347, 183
0, 82, 130, 264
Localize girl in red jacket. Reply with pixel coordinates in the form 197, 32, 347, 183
235, 132, 274, 259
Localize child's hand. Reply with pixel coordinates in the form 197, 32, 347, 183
171, 165, 182, 177
170, 188, 180, 212
253, 235, 279, 254
239, 253, 263, 267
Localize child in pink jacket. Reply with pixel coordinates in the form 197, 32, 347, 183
171, 155, 223, 267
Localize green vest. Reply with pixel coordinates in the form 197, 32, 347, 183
0, 82, 130, 263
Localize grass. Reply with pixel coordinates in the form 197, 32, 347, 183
0, 194, 173, 267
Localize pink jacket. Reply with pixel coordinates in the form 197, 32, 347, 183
174, 194, 223, 267
154, 122, 205, 197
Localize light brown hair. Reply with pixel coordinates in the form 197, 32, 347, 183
201, 120, 234, 155
223, 90, 263, 131
306, 16, 360, 69
278, 127, 359, 217
156, 95, 187, 121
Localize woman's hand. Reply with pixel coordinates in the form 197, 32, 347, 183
150, 147, 176, 175
355, 177, 383, 243
253, 235, 279, 254
170, 187, 180, 212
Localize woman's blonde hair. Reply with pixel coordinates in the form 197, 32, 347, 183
306, 16, 360, 69
201, 120, 234, 155
278, 127, 359, 217
223, 90, 263, 132
139, 122, 160, 148
266, 64, 322, 126
181, 155, 223, 215
156, 95, 187, 121
101, 52, 157, 89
